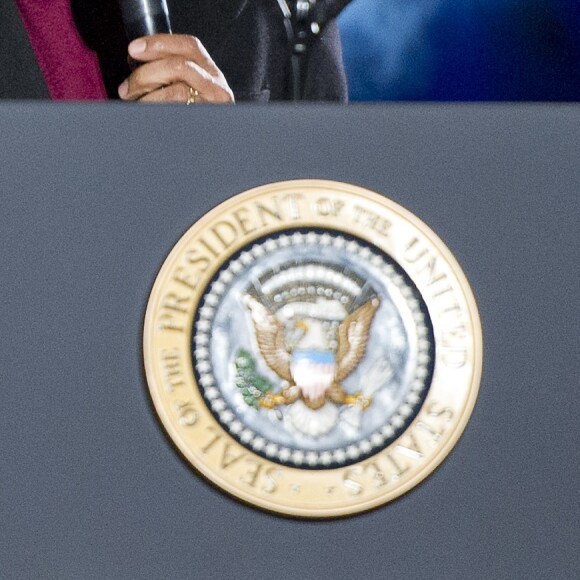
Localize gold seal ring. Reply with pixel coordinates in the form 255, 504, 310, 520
186, 86, 199, 105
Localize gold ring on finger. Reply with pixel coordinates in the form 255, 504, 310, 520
186, 86, 199, 105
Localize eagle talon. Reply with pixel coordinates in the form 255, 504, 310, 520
344, 392, 372, 410
258, 392, 287, 409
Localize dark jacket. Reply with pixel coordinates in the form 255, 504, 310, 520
0, 0, 347, 101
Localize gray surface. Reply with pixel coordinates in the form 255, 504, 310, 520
0, 103, 578, 579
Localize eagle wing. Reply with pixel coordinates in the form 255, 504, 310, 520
245, 297, 293, 382
335, 298, 380, 382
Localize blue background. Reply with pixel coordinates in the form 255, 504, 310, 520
338, 0, 580, 100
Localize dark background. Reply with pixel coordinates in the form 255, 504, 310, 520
0, 103, 578, 578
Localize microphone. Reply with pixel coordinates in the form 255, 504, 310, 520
118, 0, 173, 41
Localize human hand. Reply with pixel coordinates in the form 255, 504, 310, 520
118, 34, 235, 104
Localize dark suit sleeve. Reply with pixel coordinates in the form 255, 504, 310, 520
303, 20, 348, 102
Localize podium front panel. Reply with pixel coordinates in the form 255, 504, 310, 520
0, 103, 578, 578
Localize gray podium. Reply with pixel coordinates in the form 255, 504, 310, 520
0, 103, 578, 578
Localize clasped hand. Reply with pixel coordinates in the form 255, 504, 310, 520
118, 34, 235, 104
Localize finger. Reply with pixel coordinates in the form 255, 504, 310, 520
137, 82, 211, 104
138, 82, 190, 103
139, 84, 213, 104
120, 57, 233, 102
128, 34, 218, 73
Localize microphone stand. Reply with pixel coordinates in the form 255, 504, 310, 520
276, 0, 353, 101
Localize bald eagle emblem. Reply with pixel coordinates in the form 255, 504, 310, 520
238, 295, 380, 438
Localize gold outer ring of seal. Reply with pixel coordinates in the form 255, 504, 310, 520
143, 179, 483, 518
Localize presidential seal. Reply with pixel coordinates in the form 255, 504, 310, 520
143, 180, 482, 517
